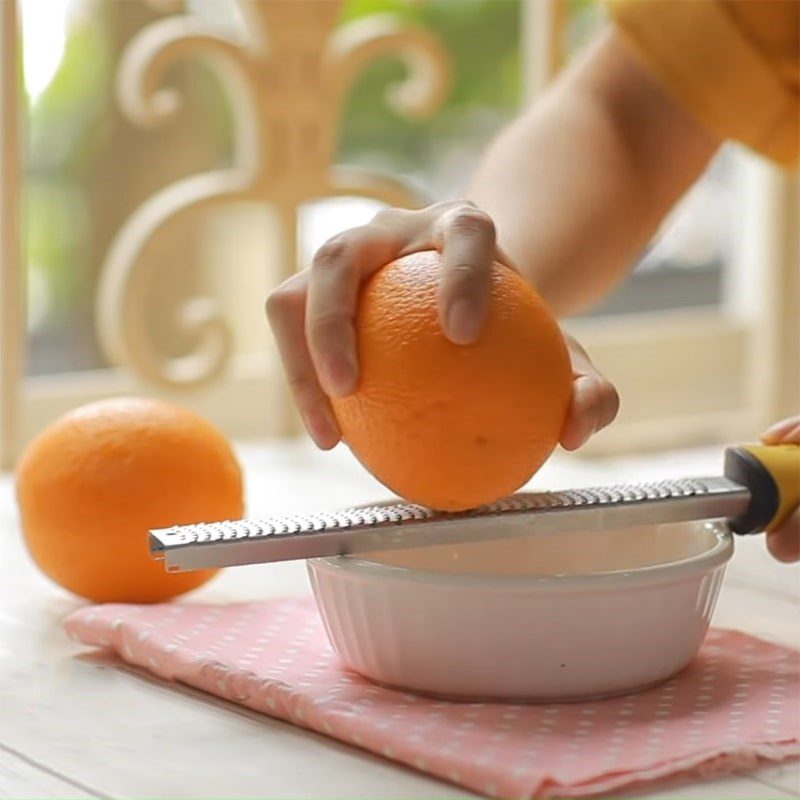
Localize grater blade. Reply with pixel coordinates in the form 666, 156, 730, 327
150, 476, 750, 572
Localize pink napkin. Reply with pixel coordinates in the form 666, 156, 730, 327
65, 598, 799, 799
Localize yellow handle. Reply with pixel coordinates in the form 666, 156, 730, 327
724, 443, 800, 534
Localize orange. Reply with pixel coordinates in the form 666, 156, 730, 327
332, 251, 572, 511
16, 397, 244, 603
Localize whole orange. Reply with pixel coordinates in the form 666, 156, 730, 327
16, 397, 244, 603
332, 251, 572, 511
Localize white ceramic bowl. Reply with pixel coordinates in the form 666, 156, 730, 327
307, 520, 733, 702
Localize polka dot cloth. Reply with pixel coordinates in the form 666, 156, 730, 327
65, 598, 799, 799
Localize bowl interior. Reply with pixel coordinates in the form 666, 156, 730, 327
350, 520, 728, 577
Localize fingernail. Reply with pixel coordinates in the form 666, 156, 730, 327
561, 428, 590, 452
761, 419, 800, 444
761, 420, 785, 442
305, 408, 339, 450
445, 298, 481, 345
321, 353, 358, 397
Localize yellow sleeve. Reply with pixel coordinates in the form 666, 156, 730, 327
603, 0, 799, 168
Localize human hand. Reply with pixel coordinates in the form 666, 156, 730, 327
760, 416, 800, 562
266, 201, 619, 451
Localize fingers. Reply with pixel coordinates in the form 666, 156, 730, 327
267, 214, 408, 448
559, 334, 619, 451
266, 273, 341, 450
305, 200, 502, 392
433, 204, 497, 345
761, 415, 800, 445
766, 507, 800, 563
560, 374, 620, 450
760, 415, 800, 562
306, 225, 399, 397
267, 199, 506, 451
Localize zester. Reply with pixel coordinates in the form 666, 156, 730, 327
150, 443, 799, 572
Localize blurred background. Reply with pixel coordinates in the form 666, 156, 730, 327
22, 0, 735, 374
3, 0, 798, 463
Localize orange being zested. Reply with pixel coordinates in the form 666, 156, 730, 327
332, 250, 573, 511
16, 397, 244, 602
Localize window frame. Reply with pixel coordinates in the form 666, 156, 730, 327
0, 0, 23, 470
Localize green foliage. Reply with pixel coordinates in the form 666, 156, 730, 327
338, 0, 521, 180
28, 11, 112, 174
25, 4, 113, 331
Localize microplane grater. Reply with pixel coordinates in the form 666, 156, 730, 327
150, 475, 755, 572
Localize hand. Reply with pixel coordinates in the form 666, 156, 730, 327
266, 200, 619, 451
760, 416, 800, 563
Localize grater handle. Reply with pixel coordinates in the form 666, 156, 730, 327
725, 444, 800, 534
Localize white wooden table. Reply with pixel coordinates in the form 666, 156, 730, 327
1, 440, 798, 799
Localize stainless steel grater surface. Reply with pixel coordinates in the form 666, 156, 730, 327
150, 476, 750, 572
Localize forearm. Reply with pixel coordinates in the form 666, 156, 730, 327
468, 30, 720, 316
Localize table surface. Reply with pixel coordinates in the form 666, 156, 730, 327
1, 440, 798, 800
